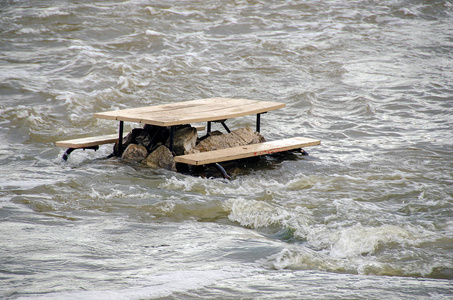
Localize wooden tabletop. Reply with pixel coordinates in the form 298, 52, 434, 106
93, 97, 285, 127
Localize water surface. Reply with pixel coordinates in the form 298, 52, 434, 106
1, 0, 452, 299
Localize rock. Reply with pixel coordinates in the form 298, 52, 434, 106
190, 127, 265, 153
141, 124, 169, 150
115, 125, 170, 155
121, 144, 148, 162
142, 145, 177, 172
167, 126, 198, 155
196, 130, 222, 143
114, 128, 144, 156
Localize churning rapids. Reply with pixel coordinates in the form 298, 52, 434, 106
1, 0, 452, 299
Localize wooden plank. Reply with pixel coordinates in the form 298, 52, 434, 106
94, 98, 285, 126
55, 125, 205, 148
94, 98, 251, 120
157, 101, 285, 126
194, 125, 205, 131
174, 137, 321, 165
93, 97, 236, 121
55, 134, 123, 148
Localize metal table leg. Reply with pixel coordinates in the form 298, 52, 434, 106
169, 126, 175, 152
215, 163, 231, 180
118, 121, 124, 156
256, 113, 261, 132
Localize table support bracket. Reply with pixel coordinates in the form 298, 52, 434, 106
214, 163, 231, 180
220, 121, 231, 133
62, 146, 100, 161
206, 120, 231, 134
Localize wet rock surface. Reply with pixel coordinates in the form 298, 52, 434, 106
190, 127, 265, 153
166, 126, 198, 156
142, 145, 177, 172
117, 125, 264, 175
121, 144, 148, 162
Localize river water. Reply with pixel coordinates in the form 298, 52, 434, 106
1, 0, 452, 299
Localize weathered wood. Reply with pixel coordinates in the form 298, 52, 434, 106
55, 134, 121, 149
174, 137, 321, 166
55, 126, 205, 149
94, 98, 285, 126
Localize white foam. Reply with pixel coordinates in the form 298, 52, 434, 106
67, 44, 107, 58
145, 29, 162, 36
266, 247, 348, 272
37, 7, 70, 18
17, 269, 235, 300
17, 27, 44, 35
224, 197, 313, 238
328, 224, 411, 258
144, 6, 158, 15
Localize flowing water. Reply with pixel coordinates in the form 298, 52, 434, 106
1, 0, 453, 299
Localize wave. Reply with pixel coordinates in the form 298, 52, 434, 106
15, 269, 237, 300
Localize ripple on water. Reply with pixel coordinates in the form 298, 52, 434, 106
1, 0, 453, 298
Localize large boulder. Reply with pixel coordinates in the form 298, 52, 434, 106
114, 125, 170, 155
121, 144, 148, 162
167, 126, 198, 155
190, 127, 265, 153
142, 145, 177, 172
141, 124, 169, 150
114, 128, 144, 156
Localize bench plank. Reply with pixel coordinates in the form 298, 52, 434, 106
55, 126, 205, 149
55, 134, 121, 148
174, 137, 321, 166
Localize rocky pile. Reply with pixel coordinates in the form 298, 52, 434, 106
116, 125, 265, 172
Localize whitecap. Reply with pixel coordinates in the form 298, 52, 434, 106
17, 27, 43, 35
224, 197, 313, 238
265, 247, 350, 273
145, 29, 162, 36
37, 7, 71, 19
144, 6, 158, 15
16, 270, 236, 300
328, 224, 411, 258
117, 76, 130, 90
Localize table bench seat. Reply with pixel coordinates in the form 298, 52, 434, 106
55, 134, 121, 149
55, 125, 206, 161
174, 137, 321, 166
55, 134, 126, 161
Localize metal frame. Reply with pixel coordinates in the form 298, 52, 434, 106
118, 121, 124, 156
62, 146, 99, 161
203, 113, 265, 179
114, 112, 270, 179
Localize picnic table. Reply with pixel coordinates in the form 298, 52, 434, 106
93, 97, 285, 154
56, 97, 320, 178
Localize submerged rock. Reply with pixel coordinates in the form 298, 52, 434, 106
167, 125, 198, 156
142, 145, 177, 172
190, 127, 265, 153
115, 125, 170, 155
118, 125, 264, 176
121, 144, 148, 162
141, 124, 170, 150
